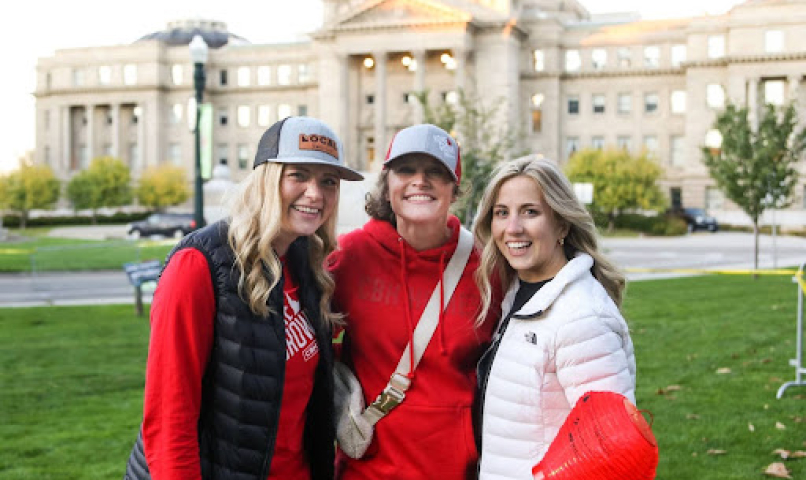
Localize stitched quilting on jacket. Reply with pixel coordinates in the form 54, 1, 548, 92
477, 253, 636, 480
124, 221, 335, 480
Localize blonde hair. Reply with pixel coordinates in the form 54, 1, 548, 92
472, 155, 625, 324
227, 162, 341, 326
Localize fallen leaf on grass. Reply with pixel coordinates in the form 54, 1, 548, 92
686, 413, 701, 420
657, 384, 682, 395
791, 451, 806, 458
764, 462, 791, 478
749, 423, 755, 432
716, 367, 732, 374
776, 422, 786, 430
707, 449, 727, 455
772, 449, 790, 459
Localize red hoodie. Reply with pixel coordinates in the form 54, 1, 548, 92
328, 216, 499, 479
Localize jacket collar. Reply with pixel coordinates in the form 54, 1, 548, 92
502, 253, 594, 319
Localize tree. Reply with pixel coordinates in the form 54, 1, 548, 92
66, 156, 132, 223
136, 165, 190, 211
702, 102, 806, 271
565, 148, 666, 231
415, 89, 524, 225
0, 162, 60, 229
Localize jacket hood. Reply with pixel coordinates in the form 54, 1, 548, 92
362, 215, 462, 264
502, 253, 594, 319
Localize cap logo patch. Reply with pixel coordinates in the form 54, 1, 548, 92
435, 135, 455, 159
299, 133, 339, 159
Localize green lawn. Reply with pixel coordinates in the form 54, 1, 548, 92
0, 274, 804, 478
0, 230, 175, 272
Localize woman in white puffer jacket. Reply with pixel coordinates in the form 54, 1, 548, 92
472, 155, 637, 480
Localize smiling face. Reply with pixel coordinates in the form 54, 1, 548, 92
491, 175, 569, 283
386, 154, 456, 229
274, 163, 340, 255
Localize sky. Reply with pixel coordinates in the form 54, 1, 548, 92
0, 0, 746, 174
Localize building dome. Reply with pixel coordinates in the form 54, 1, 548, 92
136, 19, 249, 48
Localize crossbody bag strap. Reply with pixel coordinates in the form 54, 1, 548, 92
362, 227, 474, 425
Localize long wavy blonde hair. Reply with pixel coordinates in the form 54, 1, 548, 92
473, 155, 626, 325
226, 162, 341, 326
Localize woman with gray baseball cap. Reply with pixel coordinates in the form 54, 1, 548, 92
124, 116, 362, 480
328, 124, 501, 479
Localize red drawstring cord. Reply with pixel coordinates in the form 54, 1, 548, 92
398, 238, 416, 379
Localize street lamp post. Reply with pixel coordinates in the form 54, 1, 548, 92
189, 34, 208, 229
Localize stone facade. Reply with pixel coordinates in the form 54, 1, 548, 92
33, 0, 806, 226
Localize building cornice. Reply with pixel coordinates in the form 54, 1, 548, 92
684, 51, 806, 68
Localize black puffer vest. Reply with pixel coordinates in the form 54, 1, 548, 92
124, 221, 335, 480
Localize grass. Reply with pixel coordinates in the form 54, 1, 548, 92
0, 275, 804, 478
0, 229, 175, 272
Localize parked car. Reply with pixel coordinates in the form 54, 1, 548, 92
127, 213, 200, 239
668, 207, 719, 232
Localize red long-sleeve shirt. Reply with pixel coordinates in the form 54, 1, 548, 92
142, 248, 318, 480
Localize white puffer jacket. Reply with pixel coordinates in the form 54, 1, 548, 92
478, 253, 636, 480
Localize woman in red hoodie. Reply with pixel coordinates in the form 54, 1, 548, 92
328, 124, 500, 479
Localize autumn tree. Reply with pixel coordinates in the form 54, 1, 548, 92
702, 102, 806, 271
136, 165, 190, 211
0, 162, 61, 229
66, 156, 132, 223
415, 89, 524, 225
565, 148, 666, 231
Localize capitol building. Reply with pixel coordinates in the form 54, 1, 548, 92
33, 0, 806, 226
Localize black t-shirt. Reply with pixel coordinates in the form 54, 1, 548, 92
509, 278, 551, 318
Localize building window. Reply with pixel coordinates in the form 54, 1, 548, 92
565, 137, 580, 158
44, 146, 51, 166
298, 104, 308, 116
644, 93, 659, 114
98, 66, 112, 85
533, 49, 545, 72
617, 47, 631, 67
258, 105, 271, 127
123, 64, 137, 85
366, 94, 375, 104
129, 143, 140, 170
671, 90, 687, 114
219, 108, 229, 127
237, 67, 251, 87
670, 187, 682, 209
277, 65, 292, 85
592, 136, 605, 150
237, 144, 249, 170
298, 64, 310, 83
278, 104, 292, 120
220, 69, 228, 86
237, 105, 251, 127
172, 64, 183, 85
671, 44, 687, 67
705, 186, 724, 210
765, 30, 784, 54
617, 135, 632, 151
565, 50, 581, 72
764, 79, 786, 106
168, 143, 182, 165
170, 103, 183, 125
706, 84, 725, 109
217, 144, 229, 166
257, 66, 271, 85
567, 95, 580, 115
642, 135, 658, 157
670, 135, 684, 167
531, 93, 544, 133
708, 35, 725, 59
643, 46, 659, 68
592, 48, 607, 70
366, 136, 376, 163
617, 93, 632, 114
592, 94, 605, 114
132, 106, 142, 125
73, 68, 85, 86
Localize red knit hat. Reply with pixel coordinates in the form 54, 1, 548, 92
532, 391, 658, 480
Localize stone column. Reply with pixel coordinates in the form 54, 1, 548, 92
85, 104, 95, 165
747, 77, 759, 130
62, 106, 72, 172
454, 47, 467, 93
413, 50, 426, 124
137, 104, 146, 170
111, 103, 120, 158
373, 50, 387, 171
